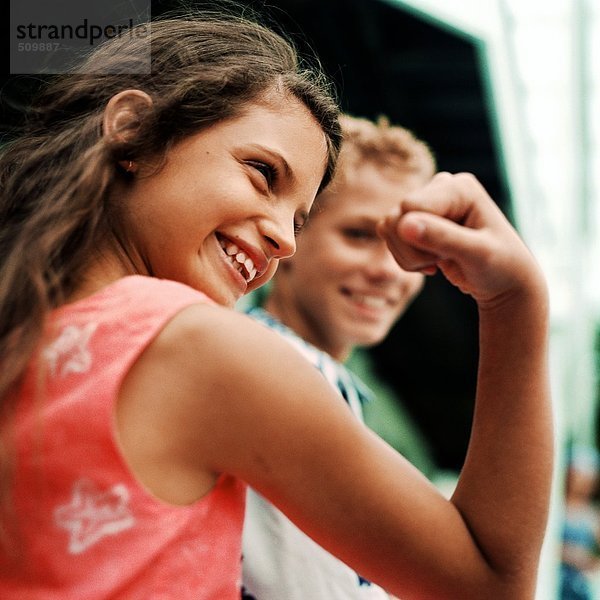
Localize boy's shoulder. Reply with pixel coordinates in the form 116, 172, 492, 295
244, 306, 373, 414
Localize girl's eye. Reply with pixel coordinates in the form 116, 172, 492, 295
249, 161, 277, 189
293, 221, 305, 237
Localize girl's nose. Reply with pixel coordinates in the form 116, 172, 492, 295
261, 217, 297, 259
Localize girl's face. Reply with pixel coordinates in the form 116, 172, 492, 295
120, 95, 328, 307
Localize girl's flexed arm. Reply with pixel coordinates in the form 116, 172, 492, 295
378, 171, 553, 590
119, 172, 552, 599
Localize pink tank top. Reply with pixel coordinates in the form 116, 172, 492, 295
0, 276, 246, 599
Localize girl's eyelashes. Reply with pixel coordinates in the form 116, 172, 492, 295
246, 157, 305, 236
248, 160, 278, 190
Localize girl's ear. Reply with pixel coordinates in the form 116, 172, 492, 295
103, 89, 153, 143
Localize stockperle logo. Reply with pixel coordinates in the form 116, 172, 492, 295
10, 0, 151, 74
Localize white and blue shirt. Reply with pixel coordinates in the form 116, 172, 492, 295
241, 307, 392, 600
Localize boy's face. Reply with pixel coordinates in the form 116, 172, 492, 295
271, 162, 425, 360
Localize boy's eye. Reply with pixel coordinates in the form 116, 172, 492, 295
293, 221, 304, 237
343, 228, 376, 241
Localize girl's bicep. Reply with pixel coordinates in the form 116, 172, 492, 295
190, 308, 492, 599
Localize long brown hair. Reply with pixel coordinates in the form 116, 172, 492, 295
0, 9, 341, 546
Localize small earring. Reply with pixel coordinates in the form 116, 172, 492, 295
118, 159, 136, 173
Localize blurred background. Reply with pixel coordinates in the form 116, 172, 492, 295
4, 0, 600, 597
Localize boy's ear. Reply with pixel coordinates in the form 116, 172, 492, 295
103, 89, 153, 143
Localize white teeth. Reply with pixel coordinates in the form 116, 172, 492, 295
352, 294, 387, 308
219, 238, 239, 255
219, 237, 257, 283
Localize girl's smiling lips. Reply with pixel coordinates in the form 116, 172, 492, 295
216, 233, 269, 285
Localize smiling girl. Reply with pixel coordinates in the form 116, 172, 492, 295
0, 9, 552, 600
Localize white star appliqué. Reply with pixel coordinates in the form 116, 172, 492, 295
43, 322, 98, 378
54, 479, 136, 554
